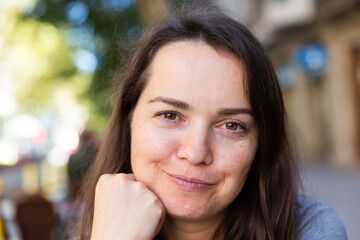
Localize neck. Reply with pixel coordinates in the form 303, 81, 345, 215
161, 213, 224, 240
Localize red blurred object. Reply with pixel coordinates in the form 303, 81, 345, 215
30, 125, 47, 144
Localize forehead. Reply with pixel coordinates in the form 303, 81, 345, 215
150, 40, 243, 75
143, 41, 249, 109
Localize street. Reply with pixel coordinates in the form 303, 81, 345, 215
301, 163, 360, 240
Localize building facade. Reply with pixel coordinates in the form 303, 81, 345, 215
218, 0, 360, 166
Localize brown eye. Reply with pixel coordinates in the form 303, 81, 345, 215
225, 122, 238, 130
164, 113, 176, 120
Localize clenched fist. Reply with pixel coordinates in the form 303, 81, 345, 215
90, 174, 166, 240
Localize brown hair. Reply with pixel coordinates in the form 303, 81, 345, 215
76, 8, 299, 240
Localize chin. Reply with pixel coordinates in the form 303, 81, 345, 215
160, 195, 218, 221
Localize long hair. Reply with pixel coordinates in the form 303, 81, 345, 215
76, 8, 299, 240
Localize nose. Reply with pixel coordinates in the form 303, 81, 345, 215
176, 124, 213, 165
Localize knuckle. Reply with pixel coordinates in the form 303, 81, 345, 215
129, 181, 144, 192
95, 175, 108, 193
147, 193, 161, 207
150, 195, 158, 204
134, 181, 145, 189
114, 173, 126, 182
153, 201, 164, 218
153, 198, 163, 210
97, 174, 111, 186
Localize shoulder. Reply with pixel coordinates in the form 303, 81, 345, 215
295, 195, 348, 240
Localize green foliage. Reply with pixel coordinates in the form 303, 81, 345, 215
20, 0, 144, 132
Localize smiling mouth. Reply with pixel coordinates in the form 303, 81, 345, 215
167, 173, 213, 191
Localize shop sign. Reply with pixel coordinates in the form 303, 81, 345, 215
293, 43, 327, 74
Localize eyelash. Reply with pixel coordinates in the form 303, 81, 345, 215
219, 121, 247, 136
155, 111, 181, 122
155, 111, 248, 135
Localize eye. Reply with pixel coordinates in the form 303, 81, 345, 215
225, 122, 239, 130
219, 121, 247, 136
155, 111, 180, 121
163, 112, 177, 120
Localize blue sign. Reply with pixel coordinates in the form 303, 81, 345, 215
293, 44, 327, 73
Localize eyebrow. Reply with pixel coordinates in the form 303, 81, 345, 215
217, 108, 253, 116
148, 96, 253, 116
148, 97, 190, 110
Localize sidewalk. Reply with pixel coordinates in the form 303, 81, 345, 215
301, 163, 360, 240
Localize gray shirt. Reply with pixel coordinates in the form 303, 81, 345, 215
296, 196, 348, 240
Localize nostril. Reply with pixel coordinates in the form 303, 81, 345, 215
177, 141, 212, 165
176, 125, 213, 165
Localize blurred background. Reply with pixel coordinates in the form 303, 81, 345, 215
0, 0, 359, 239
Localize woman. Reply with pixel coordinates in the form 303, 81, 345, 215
76, 9, 347, 240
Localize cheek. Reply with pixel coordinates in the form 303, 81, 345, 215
216, 140, 258, 192
217, 139, 257, 170
131, 125, 179, 166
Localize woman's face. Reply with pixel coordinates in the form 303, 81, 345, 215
131, 41, 259, 221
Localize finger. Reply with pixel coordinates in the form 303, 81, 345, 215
119, 173, 136, 181
154, 200, 166, 236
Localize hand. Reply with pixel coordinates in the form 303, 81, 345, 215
90, 173, 166, 240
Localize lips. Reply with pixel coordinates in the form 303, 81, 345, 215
167, 173, 213, 191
